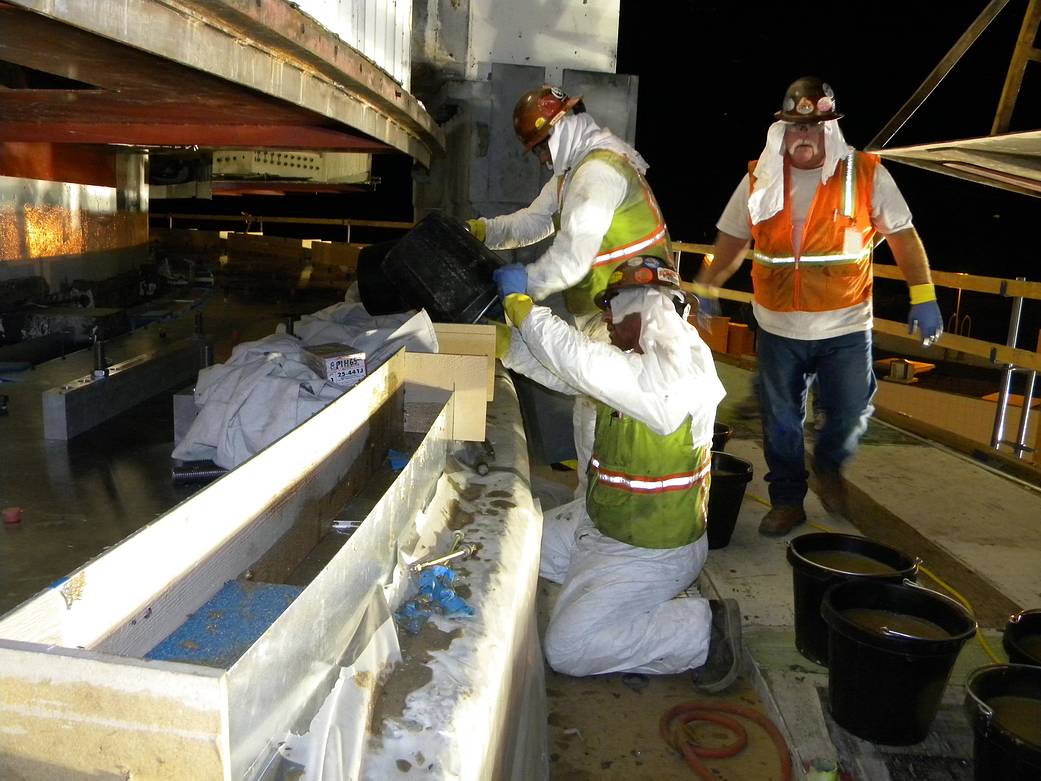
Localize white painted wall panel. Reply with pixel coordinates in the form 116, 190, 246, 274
296, 0, 412, 88
468, 0, 619, 84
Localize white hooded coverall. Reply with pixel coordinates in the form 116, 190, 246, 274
478, 113, 656, 491
502, 292, 726, 675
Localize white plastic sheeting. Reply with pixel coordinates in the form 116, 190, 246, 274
173, 305, 438, 468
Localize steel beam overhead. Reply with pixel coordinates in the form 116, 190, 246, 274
4, 0, 445, 166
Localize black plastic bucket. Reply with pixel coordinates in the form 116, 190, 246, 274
787, 533, 918, 665
377, 211, 502, 323
965, 664, 1041, 781
822, 579, 976, 744
1003, 609, 1041, 667
706, 451, 753, 550
357, 239, 410, 315
712, 422, 733, 452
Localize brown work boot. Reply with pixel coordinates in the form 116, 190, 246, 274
691, 599, 743, 693
758, 504, 807, 536
817, 472, 850, 518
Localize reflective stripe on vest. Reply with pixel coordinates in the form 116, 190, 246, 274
557, 149, 672, 315
592, 223, 669, 266
589, 455, 711, 494
747, 149, 878, 313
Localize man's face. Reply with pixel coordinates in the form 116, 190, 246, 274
531, 138, 552, 169
603, 307, 643, 352
784, 121, 825, 169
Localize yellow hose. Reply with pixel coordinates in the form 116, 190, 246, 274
746, 493, 1005, 664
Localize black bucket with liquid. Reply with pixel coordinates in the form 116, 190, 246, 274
787, 533, 918, 665
965, 664, 1041, 781
706, 452, 753, 549
358, 211, 502, 323
712, 422, 733, 452
1003, 609, 1041, 667
822, 579, 976, 744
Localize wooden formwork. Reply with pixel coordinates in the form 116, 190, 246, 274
0, 350, 486, 780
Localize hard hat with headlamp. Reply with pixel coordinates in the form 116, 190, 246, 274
513, 86, 582, 151
775, 76, 843, 124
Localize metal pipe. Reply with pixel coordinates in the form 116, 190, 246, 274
93, 339, 108, 378
171, 463, 228, 484
990, 278, 1026, 449
1014, 370, 1037, 458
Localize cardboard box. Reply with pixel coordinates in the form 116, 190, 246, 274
727, 322, 756, 356
690, 315, 730, 353
303, 343, 367, 388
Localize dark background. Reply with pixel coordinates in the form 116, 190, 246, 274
615, 0, 1041, 344
161, 1, 1041, 344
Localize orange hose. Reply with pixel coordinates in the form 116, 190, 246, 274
660, 701, 793, 781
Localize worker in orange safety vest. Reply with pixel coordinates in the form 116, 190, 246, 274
695, 76, 943, 536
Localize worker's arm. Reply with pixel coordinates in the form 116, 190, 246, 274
525, 160, 627, 301
884, 227, 932, 286
477, 177, 559, 250
499, 319, 581, 396
697, 231, 751, 290
515, 304, 715, 437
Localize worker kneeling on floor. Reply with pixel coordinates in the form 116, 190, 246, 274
494, 256, 742, 691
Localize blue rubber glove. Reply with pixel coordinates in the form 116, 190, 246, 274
387, 449, 410, 471
908, 301, 943, 346
493, 264, 527, 299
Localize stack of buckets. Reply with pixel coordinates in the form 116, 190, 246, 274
787, 533, 1041, 778
706, 423, 753, 550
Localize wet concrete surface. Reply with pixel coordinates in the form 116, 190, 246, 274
0, 292, 315, 614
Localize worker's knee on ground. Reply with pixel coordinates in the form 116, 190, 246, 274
543, 617, 595, 676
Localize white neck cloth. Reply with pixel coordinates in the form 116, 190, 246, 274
548, 112, 649, 178
608, 287, 692, 391
747, 119, 850, 225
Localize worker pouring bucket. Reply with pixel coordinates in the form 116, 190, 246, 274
964, 663, 1041, 780
821, 578, 976, 745
787, 532, 919, 665
1003, 608, 1041, 667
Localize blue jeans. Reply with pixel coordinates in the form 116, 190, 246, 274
756, 329, 876, 507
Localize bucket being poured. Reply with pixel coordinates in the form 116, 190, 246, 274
965, 664, 1041, 781
705, 451, 752, 550
787, 533, 918, 665
1003, 609, 1041, 667
358, 211, 502, 323
821, 579, 976, 745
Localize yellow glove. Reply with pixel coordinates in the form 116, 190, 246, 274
465, 218, 486, 243
494, 323, 511, 359
504, 294, 533, 327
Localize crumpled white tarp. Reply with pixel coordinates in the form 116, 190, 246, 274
172, 305, 439, 469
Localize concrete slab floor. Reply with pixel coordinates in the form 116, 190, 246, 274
527, 355, 1039, 780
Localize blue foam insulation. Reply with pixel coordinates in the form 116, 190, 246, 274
145, 579, 303, 668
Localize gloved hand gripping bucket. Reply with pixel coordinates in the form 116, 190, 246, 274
964, 663, 1041, 780
821, 578, 976, 745
358, 211, 502, 323
787, 533, 918, 665
705, 451, 752, 549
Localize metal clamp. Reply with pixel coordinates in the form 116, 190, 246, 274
409, 532, 478, 573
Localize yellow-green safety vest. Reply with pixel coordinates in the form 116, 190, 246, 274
554, 150, 672, 316
586, 401, 710, 549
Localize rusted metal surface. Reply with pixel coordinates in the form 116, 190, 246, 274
1, 1, 444, 164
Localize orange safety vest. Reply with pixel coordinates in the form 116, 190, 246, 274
748, 150, 879, 313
